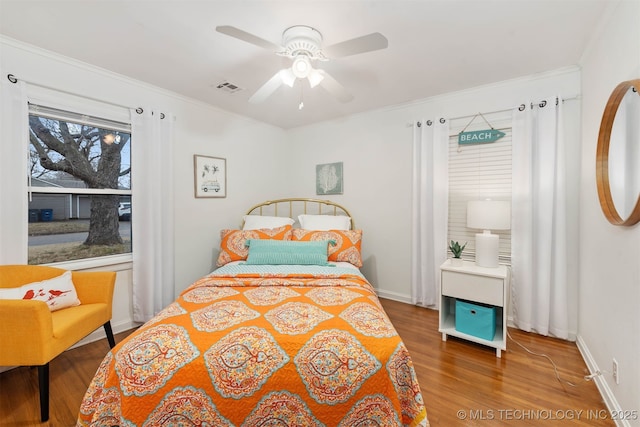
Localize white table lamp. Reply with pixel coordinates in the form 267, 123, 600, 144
467, 200, 511, 268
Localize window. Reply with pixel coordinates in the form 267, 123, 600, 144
447, 115, 512, 263
28, 104, 132, 264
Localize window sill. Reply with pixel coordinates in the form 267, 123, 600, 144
44, 253, 133, 272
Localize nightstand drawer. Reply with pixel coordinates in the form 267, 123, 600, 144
441, 270, 503, 306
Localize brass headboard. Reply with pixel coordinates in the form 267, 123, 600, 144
244, 198, 353, 228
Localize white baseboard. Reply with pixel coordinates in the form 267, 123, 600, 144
375, 288, 413, 304
576, 335, 629, 427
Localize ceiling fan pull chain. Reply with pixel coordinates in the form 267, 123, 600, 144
299, 83, 304, 110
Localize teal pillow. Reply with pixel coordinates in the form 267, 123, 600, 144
245, 239, 334, 265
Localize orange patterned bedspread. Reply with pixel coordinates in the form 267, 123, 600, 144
77, 266, 429, 426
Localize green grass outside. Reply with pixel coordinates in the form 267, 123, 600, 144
28, 220, 89, 236
28, 220, 131, 264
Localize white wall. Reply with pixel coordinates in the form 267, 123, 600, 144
171, 102, 291, 290
287, 68, 582, 329
578, 1, 640, 423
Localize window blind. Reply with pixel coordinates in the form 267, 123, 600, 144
447, 117, 512, 263
28, 103, 131, 133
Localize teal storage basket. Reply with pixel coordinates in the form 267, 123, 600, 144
455, 299, 496, 341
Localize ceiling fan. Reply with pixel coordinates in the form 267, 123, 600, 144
215, 25, 388, 104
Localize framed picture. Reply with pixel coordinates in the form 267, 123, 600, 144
194, 155, 226, 198
316, 162, 343, 195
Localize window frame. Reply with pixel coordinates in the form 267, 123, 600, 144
27, 100, 133, 267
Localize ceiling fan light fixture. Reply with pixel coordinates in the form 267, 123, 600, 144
279, 69, 296, 87
307, 69, 325, 88
216, 25, 385, 105
292, 55, 311, 79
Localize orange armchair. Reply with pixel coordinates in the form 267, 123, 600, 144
0, 265, 116, 422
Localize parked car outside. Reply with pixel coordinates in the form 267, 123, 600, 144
118, 202, 131, 221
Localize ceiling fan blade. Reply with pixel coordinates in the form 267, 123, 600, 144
323, 32, 388, 58
248, 71, 286, 104
215, 25, 282, 51
317, 70, 353, 103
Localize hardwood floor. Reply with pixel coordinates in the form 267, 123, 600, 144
379, 298, 613, 426
0, 328, 136, 427
0, 300, 612, 426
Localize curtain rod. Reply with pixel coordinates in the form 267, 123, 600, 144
447, 94, 580, 122
6, 73, 134, 111
407, 94, 580, 127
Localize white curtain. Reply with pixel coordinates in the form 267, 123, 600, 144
0, 80, 28, 264
411, 118, 449, 307
511, 97, 570, 339
131, 108, 175, 322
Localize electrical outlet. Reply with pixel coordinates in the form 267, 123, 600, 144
612, 358, 619, 384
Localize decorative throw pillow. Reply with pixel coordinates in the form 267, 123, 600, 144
292, 229, 363, 267
0, 271, 80, 311
245, 239, 334, 265
216, 225, 293, 267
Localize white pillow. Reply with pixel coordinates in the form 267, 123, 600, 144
242, 215, 295, 230
298, 214, 351, 231
0, 271, 81, 311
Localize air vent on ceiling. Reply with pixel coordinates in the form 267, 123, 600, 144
215, 81, 244, 94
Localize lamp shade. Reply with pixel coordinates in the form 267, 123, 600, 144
467, 200, 511, 231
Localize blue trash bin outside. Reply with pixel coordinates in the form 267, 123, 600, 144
40, 209, 53, 222
29, 209, 40, 222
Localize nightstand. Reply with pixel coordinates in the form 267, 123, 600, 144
439, 259, 510, 357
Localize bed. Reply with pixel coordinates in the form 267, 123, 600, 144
77, 199, 429, 426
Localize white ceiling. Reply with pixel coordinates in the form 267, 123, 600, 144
0, 0, 611, 129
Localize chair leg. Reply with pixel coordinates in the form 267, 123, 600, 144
104, 321, 116, 349
37, 363, 49, 422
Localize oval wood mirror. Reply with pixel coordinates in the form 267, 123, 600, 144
596, 79, 640, 226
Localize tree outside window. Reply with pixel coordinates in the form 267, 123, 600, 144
28, 110, 132, 264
